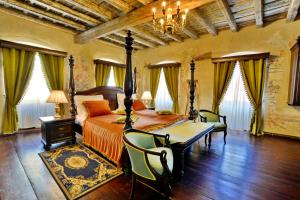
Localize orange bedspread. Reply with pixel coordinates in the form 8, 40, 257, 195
83, 110, 184, 165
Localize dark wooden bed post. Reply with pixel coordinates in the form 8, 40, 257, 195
133, 67, 137, 94
69, 55, 76, 118
124, 31, 134, 130
188, 60, 195, 120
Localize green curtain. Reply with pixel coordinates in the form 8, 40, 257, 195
240, 58, 266, 136
40, 53, 65, 115
212, 61, 236, 114
40, 53, 65, 90
150, 67, 162, 107
163, 66, 180, 113
95, 63, 111, 86
2, 48, 35, 134
113, 66, 125, 88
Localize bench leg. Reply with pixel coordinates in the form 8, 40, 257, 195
204, 135, 208, 146
208, 133, 212, 147
224, 129, 227, 144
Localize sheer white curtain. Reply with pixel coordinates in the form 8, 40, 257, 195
155, 70, 173, 111
107, 66, 116, 87
17, 54, 54, 129
219, 62, 253, 131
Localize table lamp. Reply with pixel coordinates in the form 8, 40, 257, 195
47, 90, 68, 118
141, 91, 152, 108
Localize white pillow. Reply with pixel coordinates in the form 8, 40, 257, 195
74, 95, 104, 120
117, 93, 137, 110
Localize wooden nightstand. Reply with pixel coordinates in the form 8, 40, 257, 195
147, 107, 155, 110
40, 116, 76, 150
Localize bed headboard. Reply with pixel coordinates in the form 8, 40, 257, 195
75, 86, 123, 111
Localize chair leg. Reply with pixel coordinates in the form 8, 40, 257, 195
224, 129, 227, 144
205, 135, 208, 146
130, 174, 136, 200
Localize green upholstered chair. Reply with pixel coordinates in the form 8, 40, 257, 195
123, 129, 173, 200
199, 109, 228, 145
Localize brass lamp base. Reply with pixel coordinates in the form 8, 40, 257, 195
54, 103, 61, 119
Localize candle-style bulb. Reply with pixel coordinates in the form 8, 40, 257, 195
162, 1, 166, 7
185, 8, 189, 14
152, 7, 156, 13
177, 1, 180, 7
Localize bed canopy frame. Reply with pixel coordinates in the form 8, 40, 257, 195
68, 31, 196, 128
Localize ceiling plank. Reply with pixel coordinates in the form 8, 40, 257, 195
74, 0, 214, 44
57, 0, 112, 20
29, 0, 100, 26
129, 27, 167, 45
106, 35, 144, 49
0, 0, 86, 30
136, 0, 152, 5
102, 0, 131, 13
287, 0, 300, 22
182, 27, 199, 39
254, 0, 263, 27
165, 33, 184, 42
216, 0, 238, 32
189, 10, 217, 36
115, 31, 156, 48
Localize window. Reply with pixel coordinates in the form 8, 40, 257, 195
107, 67, 116, 87
219, 62, 253, 131
155, 70, 173, 111
17, 53, 54, 128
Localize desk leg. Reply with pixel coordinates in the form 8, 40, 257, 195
208, 133, 212, 147
172, 148, 184, 180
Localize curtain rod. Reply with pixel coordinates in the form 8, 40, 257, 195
148, 62, 181, 68
0, 40, 67, 57
94, 59, 125, 68
211, 52, 270, 63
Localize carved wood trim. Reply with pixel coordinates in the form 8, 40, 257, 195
148, 62, 181, 68
94, 59, 126, 67
212, 53, 270, 63
0, 40, 67, 57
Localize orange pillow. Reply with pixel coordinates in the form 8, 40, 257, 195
82, 100, 112, 117
132, 99, 146, 111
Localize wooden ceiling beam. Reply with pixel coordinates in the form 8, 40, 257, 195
102, 0, 131, 13
128, 27, 167, 45
0, 0, 86, 30
182, 27, 199, 39
28, 0, 100, 26
74, 0, 214, 43
189, 10, 217, 36
57, 0, 112, 20
254, 0, 263, 27
287, 0, 300, 22
115, 31, 156, 48
216, 0, 238, 32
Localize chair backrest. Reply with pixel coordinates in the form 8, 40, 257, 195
124, 132, 157, 181
199, 111, 220, 122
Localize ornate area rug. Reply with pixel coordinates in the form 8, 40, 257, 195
39, 144, 123, 200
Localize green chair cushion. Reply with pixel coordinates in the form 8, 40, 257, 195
147, 147, 173, 175
200, 112, 219, 122
212, 122, 227, 129
125, 132, 156, 149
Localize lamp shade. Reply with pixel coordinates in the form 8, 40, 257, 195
141, 91, 152, 100
47, 90, 68, 104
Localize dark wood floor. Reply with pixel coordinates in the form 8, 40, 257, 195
0, 130, 299, 200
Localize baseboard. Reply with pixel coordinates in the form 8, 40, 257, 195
264, 132, 300, 140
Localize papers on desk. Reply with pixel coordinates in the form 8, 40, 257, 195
153, 120, 214, 144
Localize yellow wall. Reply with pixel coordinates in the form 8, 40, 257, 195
133, 19, 300, 138
0, 10, 125, 131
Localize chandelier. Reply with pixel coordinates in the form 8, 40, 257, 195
152, 1, 188, 34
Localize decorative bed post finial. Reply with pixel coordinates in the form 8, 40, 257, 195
124, 31, 134, 130
69, 55, 76, 118
188, 60, 195, 120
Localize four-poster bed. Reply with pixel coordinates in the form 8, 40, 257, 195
68, 31, 214, 177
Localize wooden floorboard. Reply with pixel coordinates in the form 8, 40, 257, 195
0, 130, 299, 200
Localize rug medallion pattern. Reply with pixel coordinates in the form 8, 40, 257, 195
39, 144, 123, 200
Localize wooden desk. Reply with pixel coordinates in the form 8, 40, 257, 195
154, 120, 214, 178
